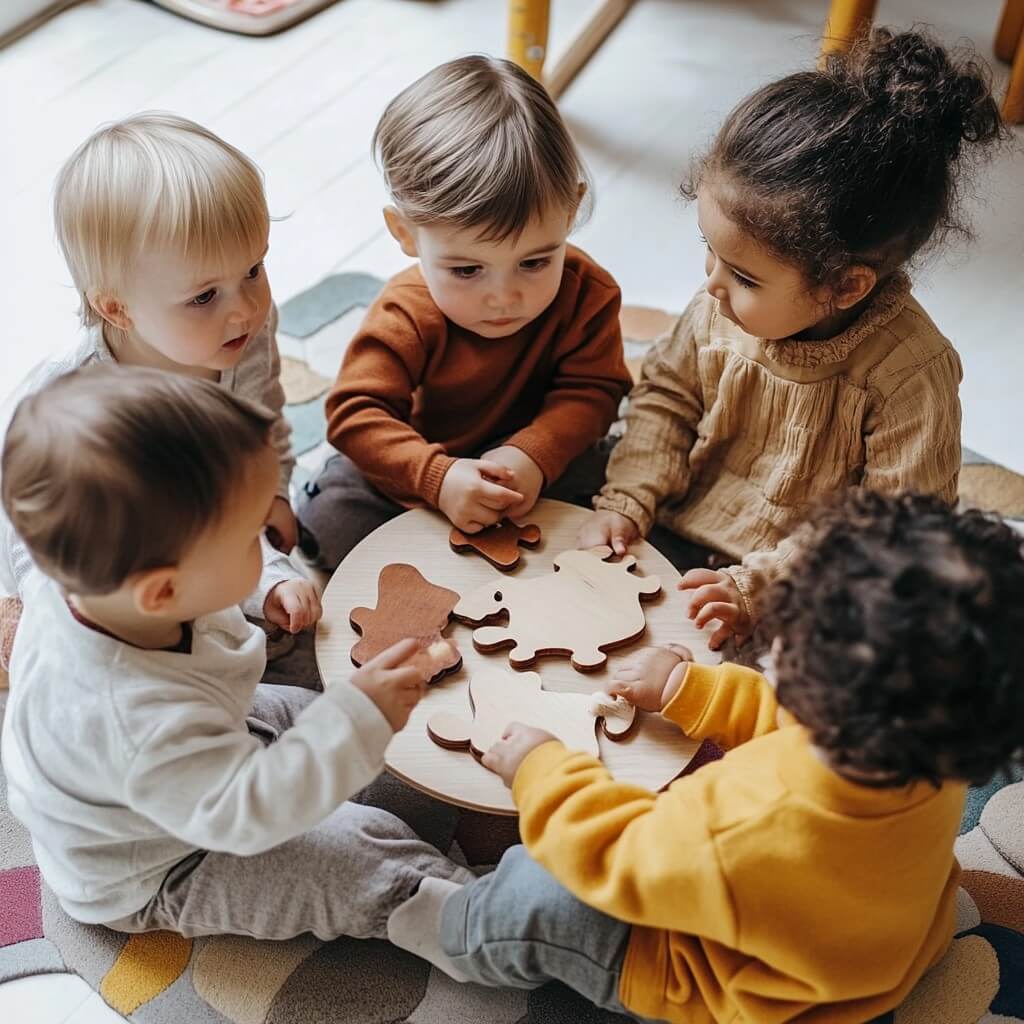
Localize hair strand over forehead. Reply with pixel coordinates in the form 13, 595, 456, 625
54, 112, 270, 327
373, 55, 591, 241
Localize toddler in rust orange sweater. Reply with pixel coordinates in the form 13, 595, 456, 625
297, 56, 632, 570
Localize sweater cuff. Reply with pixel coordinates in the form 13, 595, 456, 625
593, 492, 653, 536
661, 662, 722, 735
503, 432, 565, 486
720, 565, 756, 621
421, 452, 459, 508
512, 739, 572, 807
240, 537, 300, 619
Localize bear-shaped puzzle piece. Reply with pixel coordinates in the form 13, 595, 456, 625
426, 667, 637, 760
350, 564, 462, 683
452, 547, 662, 672
449, 519, 542, 571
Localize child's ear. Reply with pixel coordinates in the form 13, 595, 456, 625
383, 206, 419, 258
131, 567, 179, 616
568, 182, 588, 227
88, 290, 132, 331
830, 265, 877, 310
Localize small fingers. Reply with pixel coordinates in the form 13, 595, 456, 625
477, 459, 516, 481
370, 637, 421, 669
678, 568, 721, 591
685, 583, 730, 617
708, 623, 734, 651
694, 601, 739, 630
479, 481, 523, 507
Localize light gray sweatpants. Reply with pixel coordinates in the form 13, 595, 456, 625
106, 684, 472, 941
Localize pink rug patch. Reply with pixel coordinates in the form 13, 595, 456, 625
0, 866, 43, 946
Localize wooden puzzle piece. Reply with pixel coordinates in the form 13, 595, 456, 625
449, 519, 542, 570
452, 547, 662, 672
426, 667, 637, 760
350, 564, 462, 683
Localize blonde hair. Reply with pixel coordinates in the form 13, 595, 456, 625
2, 364, 274, 595
373, 55, 591, 241
53, 112, 269, 327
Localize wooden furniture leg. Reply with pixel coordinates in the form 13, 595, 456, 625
996, 0, 1024, 123
508, 0, 550, 83
507, 0, 633, 100
820, 0, 878, 57
544, 0, 633, 100
996, 0, 1024, 60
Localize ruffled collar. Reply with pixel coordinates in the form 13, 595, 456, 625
757, 272, 911, 369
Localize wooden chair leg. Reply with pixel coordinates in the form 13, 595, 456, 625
543, 0, 633, 100
508, 0, 550, 82
1004, 26, 1024, 123
820, 0, 878, 57
995, 0, 1024, 62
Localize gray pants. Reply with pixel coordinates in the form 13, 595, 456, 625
296, 439, 618, 572
106, 684, 470, 941
441, 845, 656, 1022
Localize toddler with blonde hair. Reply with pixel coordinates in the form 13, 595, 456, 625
1, 112, 313, 636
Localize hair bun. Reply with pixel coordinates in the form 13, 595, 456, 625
840, 27, 1003, 159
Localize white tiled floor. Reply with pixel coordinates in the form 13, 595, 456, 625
0, 0, 1021, 1013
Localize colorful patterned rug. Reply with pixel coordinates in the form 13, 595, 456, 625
2, 689, 1023, 1022
3, 273, 1023, 1021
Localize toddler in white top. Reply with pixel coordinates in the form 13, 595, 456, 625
0, 365, 470, 937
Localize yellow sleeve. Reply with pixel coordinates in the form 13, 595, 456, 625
663, 662, 780, 750
512, 741, 737, 944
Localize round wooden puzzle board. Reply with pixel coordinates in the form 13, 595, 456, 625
316, 499, 719, 814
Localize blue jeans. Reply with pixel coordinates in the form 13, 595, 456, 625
441, 845, 658, 1022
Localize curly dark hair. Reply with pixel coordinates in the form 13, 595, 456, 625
761, 490, 1024, 786
682, 27, 1008, 286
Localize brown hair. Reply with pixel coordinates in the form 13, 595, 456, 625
373, 55, 590, 241
762, 490, 1024, 786
2, 364, 274, 595
683, 27, 1007, 285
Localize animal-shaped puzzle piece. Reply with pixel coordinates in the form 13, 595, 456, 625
453, 547, 662, 672
350, 564, 462, 683
449, 519, 542, 570
426, 667, 637, 760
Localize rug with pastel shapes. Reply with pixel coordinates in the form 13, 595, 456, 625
2, 686, 1023, 1023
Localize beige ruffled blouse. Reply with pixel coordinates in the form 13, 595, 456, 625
597, 273, 963, 612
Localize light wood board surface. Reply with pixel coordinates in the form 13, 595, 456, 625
317, 498, 719, 814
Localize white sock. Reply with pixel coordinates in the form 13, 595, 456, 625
387, 877, 472, 983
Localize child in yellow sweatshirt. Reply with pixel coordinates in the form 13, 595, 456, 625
387, 490, 1024, 1023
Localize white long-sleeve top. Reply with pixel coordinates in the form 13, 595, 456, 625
0, 306, 294, 598
1, 569, 391, 924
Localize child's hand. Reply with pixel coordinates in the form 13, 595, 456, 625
479, 446, 544, 519
264, 578, 322, 633
576, 509, 640, 556
609, 643, 692, 711
482, 722, 559, 787
265, 496, 298, 553
438, 458, 523, 533
679, 569, 750, 650
350, 638, 428, 732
